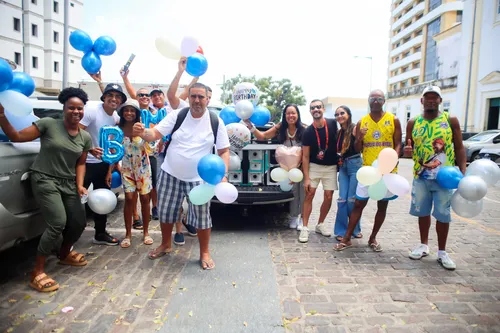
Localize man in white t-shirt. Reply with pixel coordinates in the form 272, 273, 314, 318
133, 83, 230, 270
80, 83, 125, 246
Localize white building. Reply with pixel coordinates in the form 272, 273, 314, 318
455, 0, 500, 132
0, 0, 86, 93
385, 0, 464, 129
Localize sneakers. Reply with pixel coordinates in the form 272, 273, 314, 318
182, 221, 197, 237
288, 217, 298, 229
315, 223, 332, 237
152, 207, 159, 220
299, 227, 309, 243
438, 252, 456, 270
409, 244, 429, 260
297, 218, 303, 231
93, 232, 119, 246
174, 233, 185, 246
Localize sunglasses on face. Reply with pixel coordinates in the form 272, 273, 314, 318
369, 97, 384, 103
310, 105, 322, 111
335, 111, 346, 117
190, 94, 206, 100
106, 93, 122, 100
137, 93, 150, 98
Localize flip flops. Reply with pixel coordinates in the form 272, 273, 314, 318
148, 247, 172, 260
200, 258, 215, 270
333, 242, 352, 251
368, 241, 383, 252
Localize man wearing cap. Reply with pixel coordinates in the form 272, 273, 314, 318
405, 86, 466, 270
79, 83, 126, 246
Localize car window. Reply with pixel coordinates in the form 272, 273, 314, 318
33, 108, 63, 119
466, 132, 498, 142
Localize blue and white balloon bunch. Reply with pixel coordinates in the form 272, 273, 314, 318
69, 30, 117, 74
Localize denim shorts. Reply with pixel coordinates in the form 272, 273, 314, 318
409, 178, 453, 223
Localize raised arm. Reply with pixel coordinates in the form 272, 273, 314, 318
179, 76, 199, 101
89, 71, 105, 93
0, 104, 41, 142
244, 120, 280, 140
167, 57, 187, 110
120, 68, 137, 100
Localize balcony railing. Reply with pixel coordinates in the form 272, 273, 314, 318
387, 76, 458, 99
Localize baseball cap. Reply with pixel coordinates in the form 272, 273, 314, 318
101, 83, 127, 103
421, 85, 442, 98
150, 88, 164, 95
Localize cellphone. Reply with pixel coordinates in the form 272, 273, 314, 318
122, 53, 136, 74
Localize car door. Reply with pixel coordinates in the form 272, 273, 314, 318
484, 133, 500, 150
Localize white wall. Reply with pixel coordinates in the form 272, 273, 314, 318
0, 41, 23, 69
3, 0, 21, 6
436, 31, 461, 80
24, 13, 44, 48
25, 46, 45, 83
0, 4, 23, 42
23, 0, 44, 17
44, 21, 64, 53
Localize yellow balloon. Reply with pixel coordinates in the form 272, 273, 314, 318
288, 168, 303, 182
356, 166, 382, 186
271, 167, 288, 182
155, 37, 182, 60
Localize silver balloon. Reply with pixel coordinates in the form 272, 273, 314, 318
466, 159, 500, 186
88, 188, 118, 215
457, 175, 488, 201
451, 191, 483, 218
235, 100, 254, 120
229, 151, 241, 171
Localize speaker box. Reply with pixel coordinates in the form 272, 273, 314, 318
248, 172, 263, 184
249, 162, 263, 172
248, 150, 263, 161
228, 171, 242, 184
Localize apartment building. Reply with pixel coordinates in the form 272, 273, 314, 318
0, 0, 86, 93
385, 0, 464, 129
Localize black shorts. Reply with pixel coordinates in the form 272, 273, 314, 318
149, 155, 157, 188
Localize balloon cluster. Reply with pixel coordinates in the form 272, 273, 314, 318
356, 148, 410, 200
270, 146, 304, 191
437, 159, 500, 218
155, 36, 208, 77
189, 154, 238, 205
219, 82, 271, 127
69, 30, 117, 74
0, 58, 36, 118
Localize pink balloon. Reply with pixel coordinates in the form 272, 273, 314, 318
377, 148, 398, 174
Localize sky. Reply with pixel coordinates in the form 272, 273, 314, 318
82, 0, 392, 115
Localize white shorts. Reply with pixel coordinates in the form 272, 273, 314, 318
309, 163, 338, 191
355, 183, 398, 201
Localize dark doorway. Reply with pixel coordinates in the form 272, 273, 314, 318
487, 98, 500, 130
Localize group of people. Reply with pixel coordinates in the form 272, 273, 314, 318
244, 85, 466, 272
0, 55, 466, 292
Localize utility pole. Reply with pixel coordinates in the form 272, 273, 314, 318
463, 0, 478, 132
62, 0, 69, 88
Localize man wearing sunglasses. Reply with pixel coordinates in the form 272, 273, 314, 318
133, 83, 230, 270
334, 89, 402, 252
299, 100, 339, 243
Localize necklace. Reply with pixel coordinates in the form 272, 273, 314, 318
287, 128, 297, 139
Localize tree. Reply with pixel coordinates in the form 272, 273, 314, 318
221, 75, 306, 122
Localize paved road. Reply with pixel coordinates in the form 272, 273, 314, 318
1, 159, 500, 333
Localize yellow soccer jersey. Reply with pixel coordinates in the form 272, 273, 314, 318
360, 112, 395, 167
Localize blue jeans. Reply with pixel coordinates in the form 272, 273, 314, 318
334, 156, 362, 237
409, 178, 452, 222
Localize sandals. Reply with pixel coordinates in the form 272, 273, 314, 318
200, 258, 215, 270
148, 247, 172, 260
58, 251, 88, 266
335, 235, 343, 242
120, 238, 131, 248
333, 242, 352, 251
354, 233, 363, 239
133, 219, 143, 230
368, 240, 383, 252
143, 235, 153, 245
29, 273, 59, 292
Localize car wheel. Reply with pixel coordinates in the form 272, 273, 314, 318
471, 152, 480, 161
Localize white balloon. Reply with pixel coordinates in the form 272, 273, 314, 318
356, 166, 382, 186
235, 100, 254, 120
451, 191, 483, 218
155, 37, 182, 60
226, 123, 251, 152
0, 90, 33, 117
288, 168, 303, 183
180, 36, 199, 57
382, 173, 410, 197
88, 189, 117, 215
229, 151, 241, 171
279, 181, 293, 191
214, 182, 238, 204
232, 82, 260, 106
466, 159, 500, 186
271, 167, 288, 182
457, 175, 488, 201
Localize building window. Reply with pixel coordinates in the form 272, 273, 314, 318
70, 59, 74, 64
31, 0, 37, 4
498, 0, 500, 14
456, 10, 463, 23
403, 51, 410, 58
53, 31, 59, 43
31, 24, 38, 37
424, 17, 441, 81
32, 56, 38, 69
70, 2, 74, 7
13, 18, 21, 32
411, 77, 419, 85
402, 66, 409, 73
416, 29, 423, 36
413, 61, 421, 69
14, 52, 21, 66
54, 61, 59, 73
401, 81, 408, 88
415, 45, 421, 53
403, 36, 411, 43
54, 1, 59, 13
443, 101, 451, 112
429, 0, 442, 11
406, 111, 411, 123
392, 84, 397, 91
416, 13, 423, 21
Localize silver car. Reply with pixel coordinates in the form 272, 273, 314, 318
463, 130, 500, 162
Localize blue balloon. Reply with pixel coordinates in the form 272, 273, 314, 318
197, 154, 226, 185
93, 36, 117, 56
69, 30, 93, 53
81, 51, 102, 74
249, 105, 271, 126
436, 166, 463, 189
186, 53, 208, 77
111, 170, 122, 189
0, 58, 13, 92
9, 72, 35, 97
99, 126, 124, 164
0, 110, 39, 138
219, 106, 240, 125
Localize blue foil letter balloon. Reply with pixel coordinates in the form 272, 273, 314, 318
99, 126, 124, 164
141, 108, 166, 128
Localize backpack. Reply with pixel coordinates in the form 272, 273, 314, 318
163, 107, 219, 154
